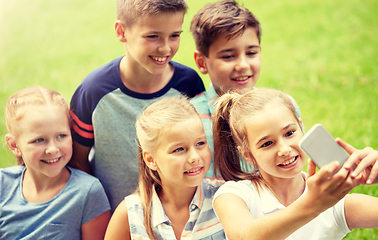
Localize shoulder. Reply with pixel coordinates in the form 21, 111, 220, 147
67, 167, 104, 191
71, 57, 123, 101
0, 165, 24, 175
190, 91, 208, 104
202, 178, 225, 193
0, 166, 24, 192
169, 61, 205, 97
171, 61, 197, 73
214, 180, 257, 201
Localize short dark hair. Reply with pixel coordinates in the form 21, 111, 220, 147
190, 0, 261, 57
116, 0, 188, 28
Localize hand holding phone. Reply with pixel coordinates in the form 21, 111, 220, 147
299, 123, 350, 170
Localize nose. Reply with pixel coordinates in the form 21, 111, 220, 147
188, 148, 200, 164
277, 141, 291, 157
235, 55, 249, 72
46, 141, 59, 155
158, 38, 171, 53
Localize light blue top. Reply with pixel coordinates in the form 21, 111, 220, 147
125, 179, 226, 240
0, 165, 110, 240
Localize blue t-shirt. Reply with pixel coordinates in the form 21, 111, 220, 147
0, 166, 110, 240
70, 56, 205, 212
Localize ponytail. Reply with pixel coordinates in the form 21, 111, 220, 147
213, 93, 254, 181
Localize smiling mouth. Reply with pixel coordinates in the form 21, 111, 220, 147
184, 167, 202, 173
151, 56, 168, 62
232, 76, 250, 81
278, 156, 298, 166
41, 157, 60, 164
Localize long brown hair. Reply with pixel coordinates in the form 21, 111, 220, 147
135, 95, 200, 239
212, 88, 301, 188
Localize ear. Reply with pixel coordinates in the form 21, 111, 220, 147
237, 146, 254, 165
143, 151, 158, 171
5, 134, 22, 157
115, 20, 127, 43
194, 50, 208, 75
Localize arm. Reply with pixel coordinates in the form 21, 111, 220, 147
345, 193, 378, 229
104, 200, 131, 240
82, 211, 111, 240
337, 138, 378, 185
214, 161, 356, 240
69, 140, 92, 174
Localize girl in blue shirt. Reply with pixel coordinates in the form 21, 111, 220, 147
0, 86, 110, 240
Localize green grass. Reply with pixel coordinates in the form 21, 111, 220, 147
1, 0, 377, 238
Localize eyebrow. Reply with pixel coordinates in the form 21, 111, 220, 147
217, 45, 260, 54
255, 123, 297, 146
146, 30, 183, 35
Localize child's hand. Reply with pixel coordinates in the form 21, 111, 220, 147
337, 138, 378, 185
305, 159, 356, 213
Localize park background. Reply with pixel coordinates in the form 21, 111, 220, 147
0, 0, 377, 238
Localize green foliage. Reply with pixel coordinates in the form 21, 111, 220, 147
1, 0, 377, 238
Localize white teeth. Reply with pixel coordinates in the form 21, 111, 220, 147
281, 156, 297, 166
185, 167, 201, 173
234, 76, 249, 81
152, 56, 167, 62
42, 158, 59, 163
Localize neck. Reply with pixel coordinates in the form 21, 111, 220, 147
22, 167, 70, 203
119, 56, 173, 94
158, 185, 197, 209
261, 172, 306, 206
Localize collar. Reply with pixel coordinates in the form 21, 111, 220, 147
260, 172, 308, 214
151, 185, 202, 227
206, 84, 220, 114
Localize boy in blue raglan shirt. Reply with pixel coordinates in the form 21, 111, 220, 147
70, 0, 205, 213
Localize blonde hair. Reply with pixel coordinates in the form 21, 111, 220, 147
116, 0, 188, 28
212, 88, 301, 187
5, 86, 70, 164
135, 95, 200, 239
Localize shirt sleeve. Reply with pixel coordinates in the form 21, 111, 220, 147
82, 179, 110, 224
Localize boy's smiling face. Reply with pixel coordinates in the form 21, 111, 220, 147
119, 12, 184, 76
195, 27, 261, 95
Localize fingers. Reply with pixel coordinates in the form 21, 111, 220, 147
316, 161, 340, 182
306, 160, 355, 212
336, 138, 356, 170
349, 147, 378, 184
306, 159, 317, 179
336, 138, 356, 155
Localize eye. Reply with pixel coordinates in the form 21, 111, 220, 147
32, 138, 44, 143
57, 134, 67, 139
285, 130, 295, 137
196, 141, 206, 147
247, 51, 257, 56
170, 33, 181, 38
261, 141, 273, 148
173, 147, 184, 153
146, 35, 158, 39
221, 54, 234, 60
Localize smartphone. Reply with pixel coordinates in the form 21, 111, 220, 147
299, 123, 349, 170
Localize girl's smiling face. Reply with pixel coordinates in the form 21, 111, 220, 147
10, 105, 72, 179
147, 116, 211, 190
241, 100, 306, 180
